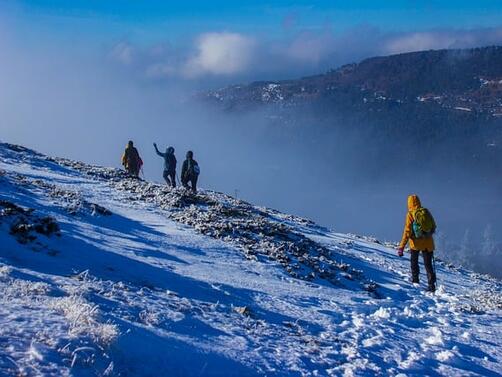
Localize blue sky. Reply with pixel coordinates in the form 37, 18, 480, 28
6, 0, 502, 43
2, 0, 502, 84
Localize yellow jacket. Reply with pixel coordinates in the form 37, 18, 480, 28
399, 195, 435, 252
121, 144, 129, 167
121, 145, 140, 169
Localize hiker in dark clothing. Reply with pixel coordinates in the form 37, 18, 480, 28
181, 150, 200, 193
153, 143, 177, 188
121, 141, 142, 178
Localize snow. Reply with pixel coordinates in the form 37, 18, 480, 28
261, 83, 284, 102
437, 350, 454, 362
424, 327, 444, 346
371, 307, 390, 319
0, 142, 501, 376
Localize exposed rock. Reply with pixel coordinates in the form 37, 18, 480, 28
1, 200, 61, 245
234, 306, 251, 316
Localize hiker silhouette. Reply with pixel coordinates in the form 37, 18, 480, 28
181, 150, 200, 193
154, 143, 177, 188
121, 141, 142, 178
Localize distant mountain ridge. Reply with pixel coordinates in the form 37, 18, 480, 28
201, 46, 502, 117
199, 46, 502, 180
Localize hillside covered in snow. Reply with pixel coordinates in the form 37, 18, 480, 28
0, 142, 501, 377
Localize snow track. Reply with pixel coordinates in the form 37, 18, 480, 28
0, 142, 501, 376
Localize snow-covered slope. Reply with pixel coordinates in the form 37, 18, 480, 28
0, 142, 501, 377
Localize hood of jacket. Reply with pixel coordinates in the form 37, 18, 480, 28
407, 195, 422, 211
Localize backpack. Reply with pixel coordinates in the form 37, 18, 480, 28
412, 208, 435, 239
193, 164, 200, 175
185, 160, 200, 178
124, 147, 139, 168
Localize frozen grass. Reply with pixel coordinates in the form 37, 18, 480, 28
50, 295, 119, 345
0, 264, 12, 279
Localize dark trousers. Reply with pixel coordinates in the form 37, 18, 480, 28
127, 165, 139, 177
182, 174, 198, 193
163, 170, 176, 188
410, 250, 436, 289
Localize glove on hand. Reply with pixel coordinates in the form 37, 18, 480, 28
397, 248, 404, 257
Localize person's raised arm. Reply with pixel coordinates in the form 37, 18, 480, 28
153, 143, 164, 157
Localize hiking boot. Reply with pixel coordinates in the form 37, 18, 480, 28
426, 285, 436, 293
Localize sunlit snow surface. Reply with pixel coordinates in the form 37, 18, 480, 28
0, 142, 501, 377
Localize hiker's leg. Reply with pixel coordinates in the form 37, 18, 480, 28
181, 175, 190, 189
191, 175, 198, 193
163, 170, 171, 185
129, 166, 139, 177
410, 250, 420, 283
169, 172, 176, 188
422, 251, 435, 291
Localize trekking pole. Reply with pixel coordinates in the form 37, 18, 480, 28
141, 168, 146, 180
432, 254, 438, 284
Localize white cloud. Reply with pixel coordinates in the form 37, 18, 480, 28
183, 32, 256, 77
385, 28, 502, 55
109, 41, 135, 65
106, 26, 502, 83
385, 33, 452, 54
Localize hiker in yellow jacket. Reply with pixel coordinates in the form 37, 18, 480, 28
398, 194, 437, 292
121, 141, 142, 178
